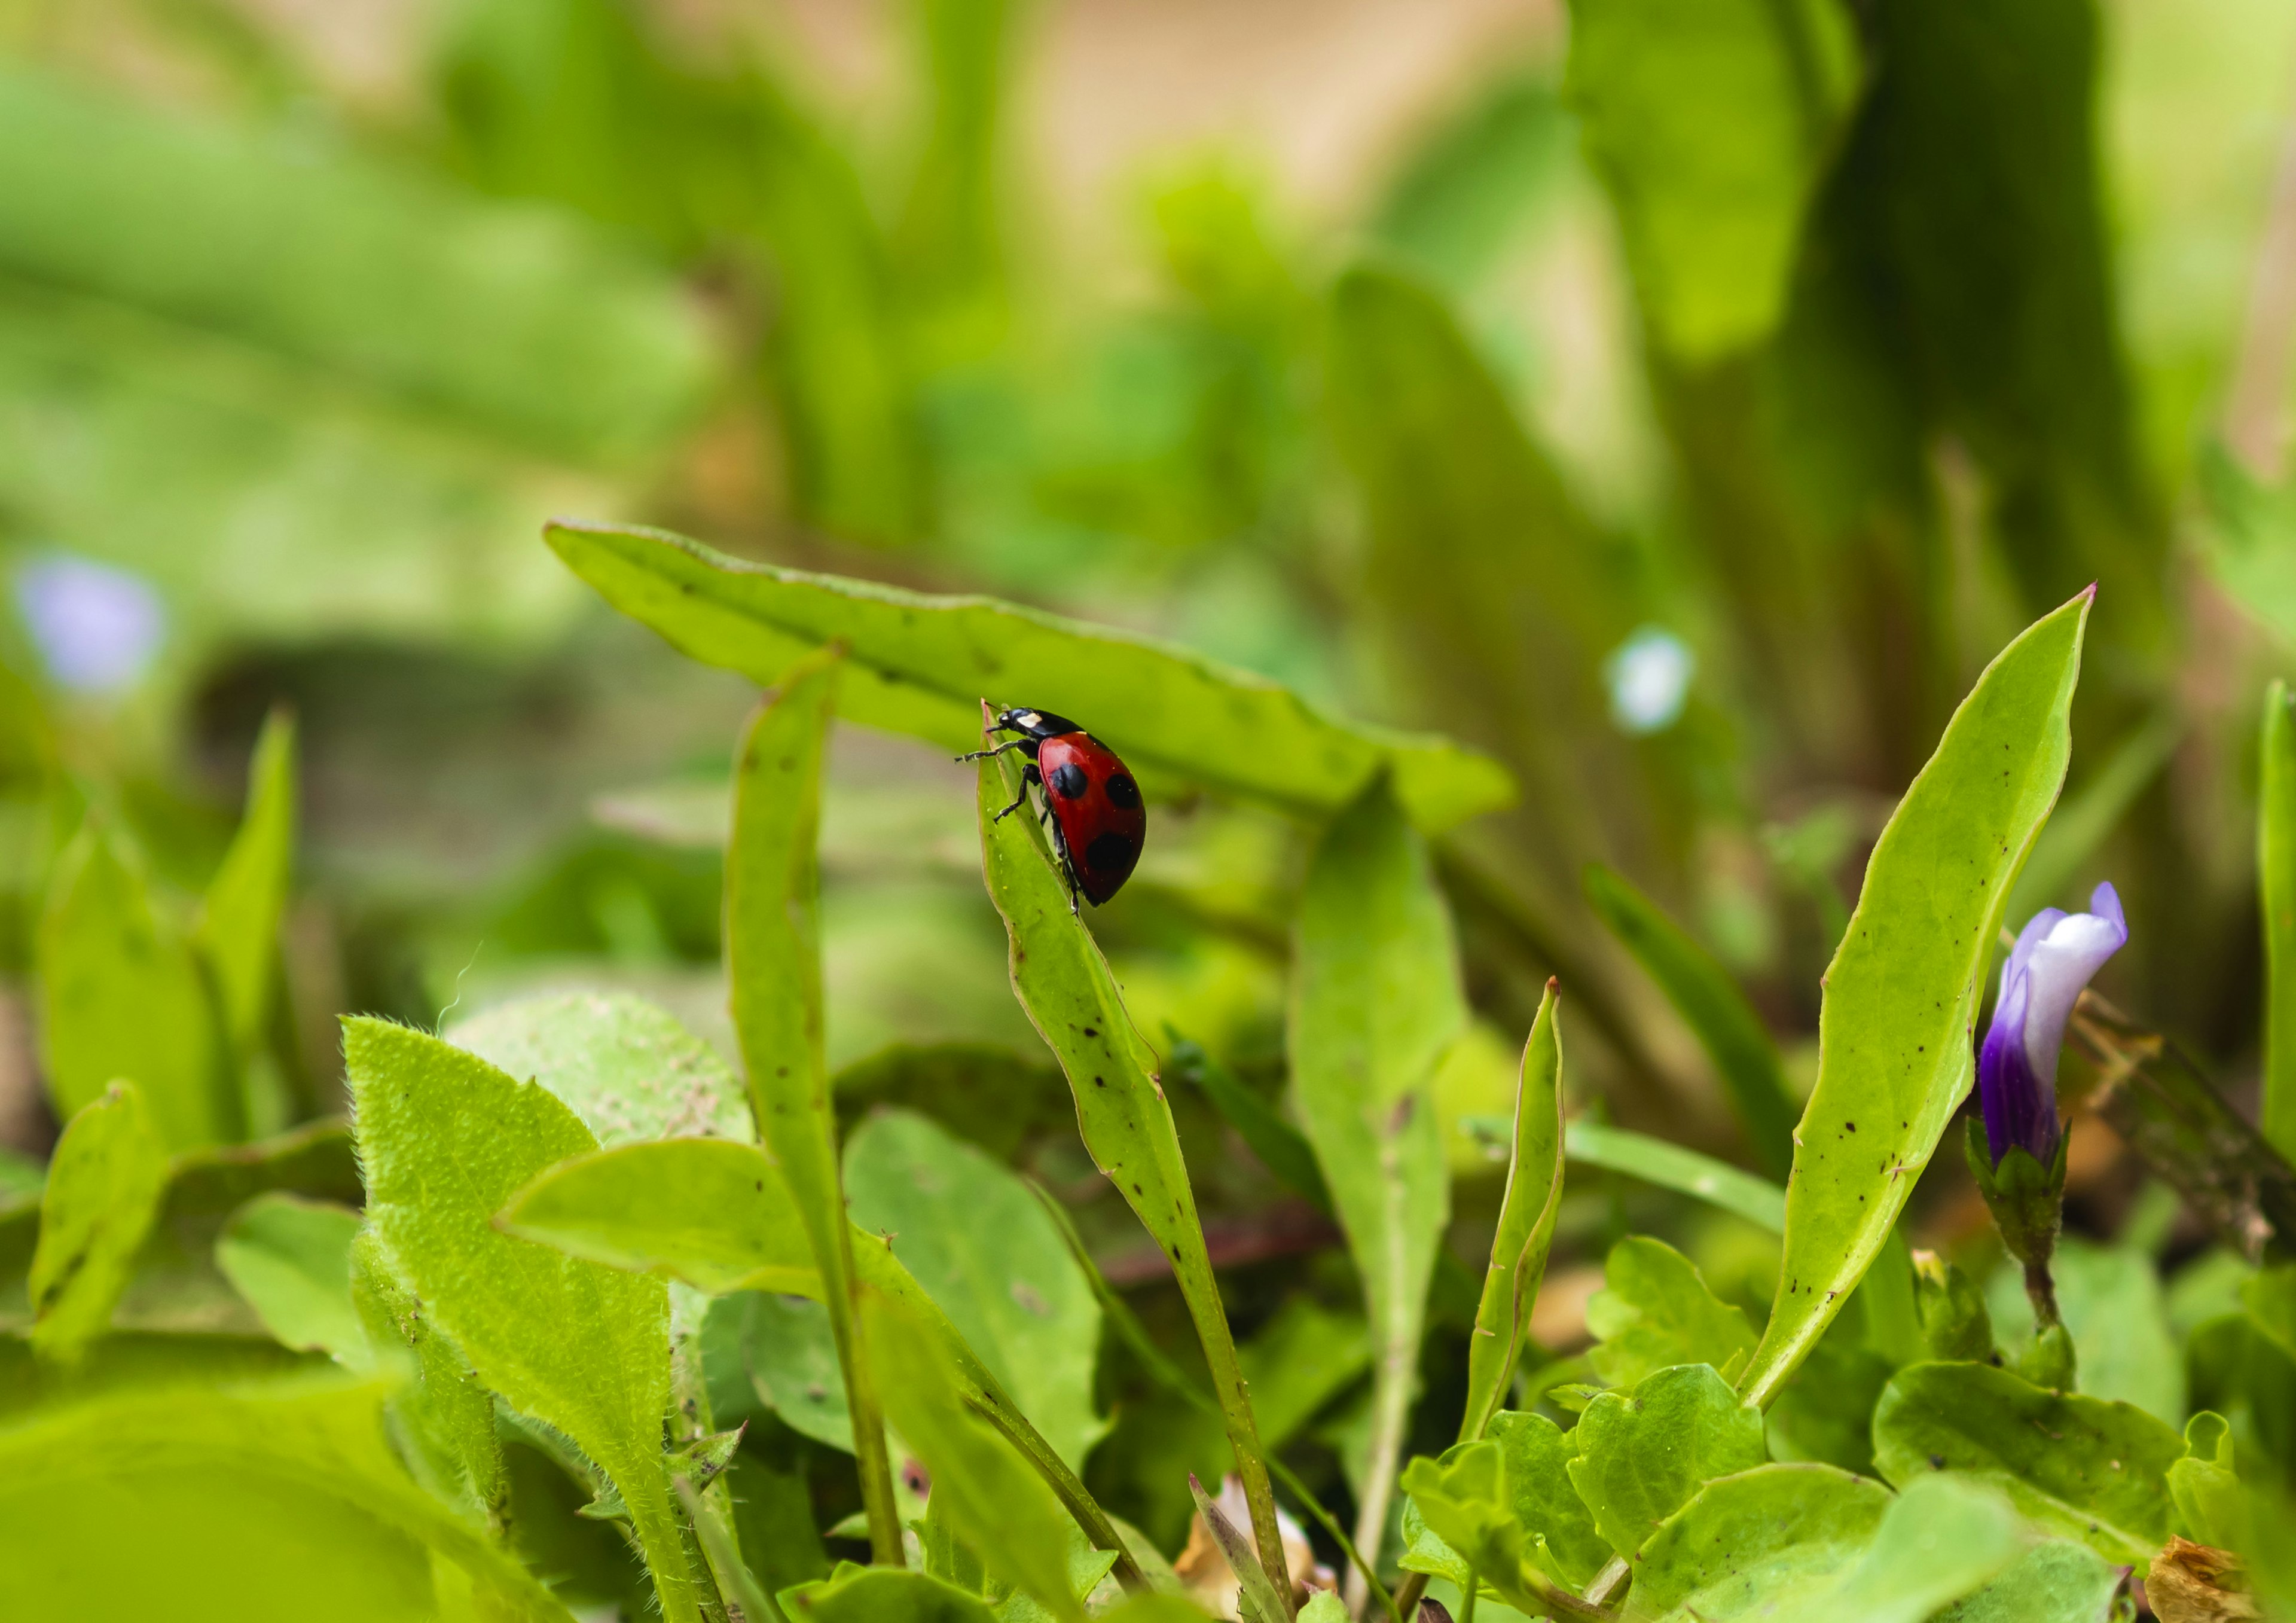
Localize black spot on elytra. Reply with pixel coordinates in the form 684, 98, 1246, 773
1104, 773, 1141, 810
1085, 831, 1137, 875
1048, 762, 1088, 800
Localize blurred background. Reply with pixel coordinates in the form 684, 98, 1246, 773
5, 0, 2296, 1566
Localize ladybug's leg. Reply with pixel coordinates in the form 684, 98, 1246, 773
957, 737, 1029, 763
992, 763, 1042, 823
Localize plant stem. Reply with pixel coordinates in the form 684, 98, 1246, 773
2023, 1256, 2060, 1332
1460, 1569, 1479, 1623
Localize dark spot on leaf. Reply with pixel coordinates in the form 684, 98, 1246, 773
1930, 1454, 1946, 1469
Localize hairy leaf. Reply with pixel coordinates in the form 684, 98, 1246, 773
1567, 1363, 1766, 1556
344, 1017, 695, 1622
28, 1081, 169, 1365
499, 1134, 1138, 1584
551, 518, 1512, 831
1871, 1360, 2182, 1566
1741, 592, 2091, 1408
350, 1228, 507, 1530
451, 990, 752, 1147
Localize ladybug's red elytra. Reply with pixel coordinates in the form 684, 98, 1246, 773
961, 707, 1144, 912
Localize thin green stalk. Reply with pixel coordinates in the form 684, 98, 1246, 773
728, 650, 902, 1566
2262, 679, 2296, 1160
1024, 1179, 1401, 1623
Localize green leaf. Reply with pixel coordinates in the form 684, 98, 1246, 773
1322, 267, 1617, 880
1187, 1473, 1290, 1623
350, 1227, 508, 1530
780, 1567, 1001, 1622
845, 1109, 1106, 1469
1492, 1410, 1611, 1589
1562, 1122, 1787, 1234
1760, 1473, 2022, 1623
1564, 0, 1861, 360
863, 1282, 1087, 1623
1566, 1363, 1766, 1557
1371, 71, 1570, 293
0, 1369, 573, 1621
196, 708, 295, 1063
2264, 678, 2296, 1163
1396, 1442, 1548, 1617
2203, 446, 2296, 651
725, 1449, 832, 1597
1460, 985, 1566, 1442
28, 1080, 168, 1365
977, 736, 1293, 1597
549, 518, 1512, 832
1583, 865, 1799, 1179
2167, 1411, 2249, 1549
1929, 1539, 2129, 1623
36, 820, 234, 1151
1293, 774, 1464, 1565
740, 1292, 854, 1451
728, 646, 902, 1563
214, 1192, 362, 1360
1634, 1462, 1889, 1618
834, 1042, 1074, 1168
0, 63, 710, 468
1871, 1360, 2182, 1566
1740, 591, 2092, 1409
499, 1137, 819, 1296
1762, 1319, 1894, 1476
498, 1135, 1143, 1587
450, 989, 753, 1147
1584, 1236, 1758, 1389
1167, 1035, 1332, 1216
344, 1016, 696, 1623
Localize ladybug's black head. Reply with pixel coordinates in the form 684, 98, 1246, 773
993, 707, 1082, 742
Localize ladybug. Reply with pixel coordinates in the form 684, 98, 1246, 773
961, 707, 1144, 911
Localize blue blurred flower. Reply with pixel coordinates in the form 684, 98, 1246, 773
1604, 626, 1693, 735
13, 553, 165, 694
1977, 883, 2127, 1167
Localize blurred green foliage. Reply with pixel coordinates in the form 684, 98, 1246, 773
7, 0, 2296, 1615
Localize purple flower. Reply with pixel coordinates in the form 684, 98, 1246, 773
1977, 883, 2127, 1166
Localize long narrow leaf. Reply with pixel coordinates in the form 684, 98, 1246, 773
549, 518, 1511, 831
2263, 679, 2296, 1161
1737, 590, 2092, 1409
726, 647, 900, 1564
1291, 774, 1461, 1604
1562, 1121, 1787, 1234
976, 726, 1293, 1613
1583, 864, 1797, 1179
1460, 982, 1566, 1442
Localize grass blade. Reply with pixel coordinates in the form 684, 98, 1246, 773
727, 646, 900, 1566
